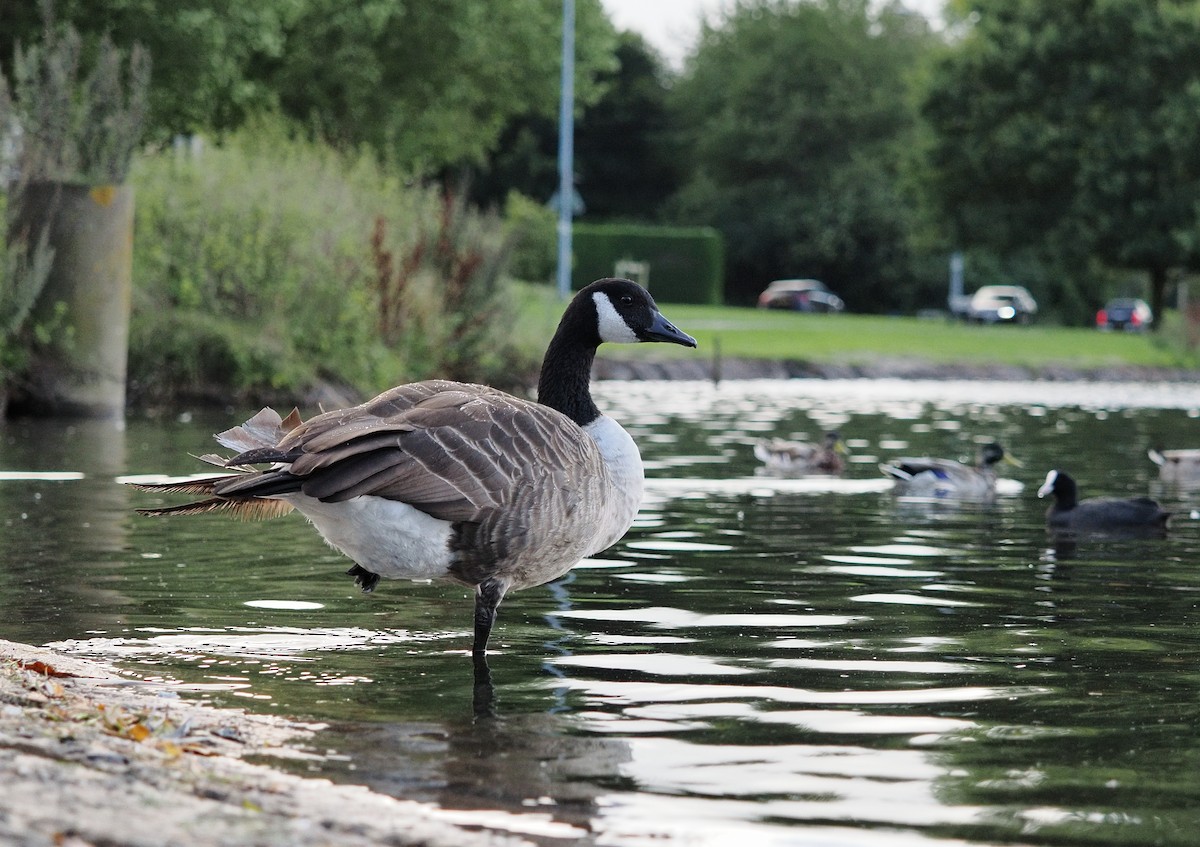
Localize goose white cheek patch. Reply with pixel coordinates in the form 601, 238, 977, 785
593, 292, 640, 343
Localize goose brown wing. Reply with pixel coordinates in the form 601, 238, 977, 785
222, 383, 604, 523
220, 381, 488, 468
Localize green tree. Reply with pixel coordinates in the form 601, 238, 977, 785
1, 1, 619, 174
923, 0, 1200, 325
469, 31, 683, 221
265, 0, 617, 173
667, 0, 937, 308
574, 31, 684, 220
0, 0, 290, 137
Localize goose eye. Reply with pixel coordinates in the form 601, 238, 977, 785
619, 295, 634, 306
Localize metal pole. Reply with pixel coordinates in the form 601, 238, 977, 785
949, 251, 964, 304
555, 0, 575, 300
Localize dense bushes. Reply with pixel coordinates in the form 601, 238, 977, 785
128, 124, 536, 407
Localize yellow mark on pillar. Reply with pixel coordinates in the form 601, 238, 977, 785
89, 185, 118, 206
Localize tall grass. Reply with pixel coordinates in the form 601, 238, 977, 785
129, 120, 535, 407
370, 190, 521, 384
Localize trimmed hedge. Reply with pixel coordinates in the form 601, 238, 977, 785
571, 223, 724, 304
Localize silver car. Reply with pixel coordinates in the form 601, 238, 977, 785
967, 285, 1038, 325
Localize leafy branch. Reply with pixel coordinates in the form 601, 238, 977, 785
5, 4, 150, 184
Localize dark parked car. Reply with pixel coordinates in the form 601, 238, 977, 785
1096, 298, 1152, 331
756, 279, 845, 313
966, 285, 1038, 324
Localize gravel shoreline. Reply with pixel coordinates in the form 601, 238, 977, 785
0, 639, 536, 847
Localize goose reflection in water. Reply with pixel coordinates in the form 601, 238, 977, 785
332, 571, 628, 841
473, 571, 578, 720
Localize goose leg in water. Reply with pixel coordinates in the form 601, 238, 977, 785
472, 653, 496, 718
346, 564, 380, 593
473, 579, 507, 656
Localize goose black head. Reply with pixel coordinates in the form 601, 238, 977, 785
580, 278, 698, 348
540, 278, 696, 427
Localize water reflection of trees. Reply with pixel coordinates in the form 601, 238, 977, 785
0, 417, 130, 641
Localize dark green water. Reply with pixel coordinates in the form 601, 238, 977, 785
3, 379, 1200, 846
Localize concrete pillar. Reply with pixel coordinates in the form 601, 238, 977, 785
15, 181, 134, 418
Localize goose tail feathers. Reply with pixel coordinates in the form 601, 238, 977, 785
136, 496, 295, 521
214, 407, 303, 455
128, 474, 235, 496
132, 406, 305, 520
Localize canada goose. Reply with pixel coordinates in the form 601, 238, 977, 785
1148, 448, 1200, 484
880, 441, 1016, 500
1037, 469, 1170, 532
754, 431, 847, 475
133, 278, 697, 657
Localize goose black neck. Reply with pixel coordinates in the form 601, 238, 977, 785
537, 331, 601, 426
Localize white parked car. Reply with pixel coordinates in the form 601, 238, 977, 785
966, 285, 1038, 325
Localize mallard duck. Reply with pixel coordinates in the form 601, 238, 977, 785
133, 278, 697, 657
880, 441, 1015, 499
1037, 469, 1170, 532
1148, 448, 1200, 484
754, 431, 847, 475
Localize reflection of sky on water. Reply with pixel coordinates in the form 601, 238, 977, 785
596, 378, 1200, 420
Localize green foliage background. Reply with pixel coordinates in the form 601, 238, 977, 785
6, 0, 1200, 410
923, 0, 1200, 324
666, 0, 938, 309
128, 121, 537, 406
0, 0, 618, 174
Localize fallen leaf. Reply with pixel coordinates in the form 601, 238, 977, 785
19, 660, 76, 678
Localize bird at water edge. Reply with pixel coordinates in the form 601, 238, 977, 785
754, 431, 848, 475
132, 278, 697, 658
1148, 447, 1200, 485
1037, 469, 1170, 532
880, 441, 1017, 500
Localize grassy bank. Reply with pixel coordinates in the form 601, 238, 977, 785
574, 295, 1199, 371
510, 283, 1199, 372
